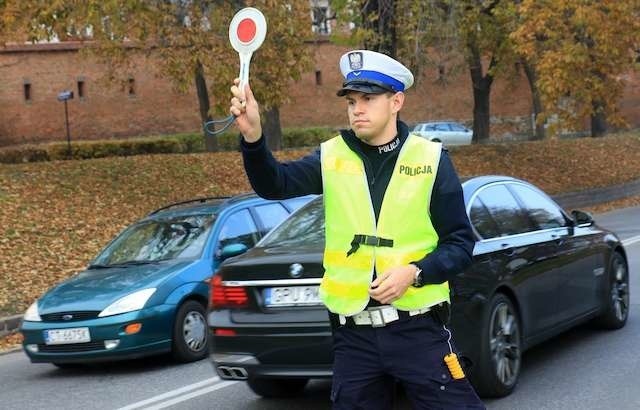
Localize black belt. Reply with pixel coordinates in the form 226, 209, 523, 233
346, 234, 394, 257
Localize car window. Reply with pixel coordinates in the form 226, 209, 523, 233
93, 214, 216, 264
510, 184, 566, 230
434, 123, 450, 131
470, 198, 501, 239
477, 184, 533, 236
259, 198, 325, 247
449, 123, 467, 132
217, 209, 259, 253
425, 124, 437, 131
253, 203, 290, 236
283, 196, 315, 212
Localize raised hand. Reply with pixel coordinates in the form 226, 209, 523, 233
230, 78, 262, 142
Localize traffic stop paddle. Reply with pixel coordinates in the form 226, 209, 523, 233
205, 7, 267, 136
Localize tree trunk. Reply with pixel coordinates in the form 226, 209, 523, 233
590, 100, 608, 138
362, 0, 396, 57
194, 61, 217, 152
522, 61, 545, 140
263, 106, 282, 151
468, 52, 493, 143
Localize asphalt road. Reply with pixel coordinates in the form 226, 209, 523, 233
1, 206, 639, 410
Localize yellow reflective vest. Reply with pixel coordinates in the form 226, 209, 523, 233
319, 134, 451, 316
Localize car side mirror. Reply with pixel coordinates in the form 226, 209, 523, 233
219, 243, 248, 261
571, 210, 594, 227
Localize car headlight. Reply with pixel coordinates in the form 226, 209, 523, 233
98, 288, 157, 318
24, 301, 42, 322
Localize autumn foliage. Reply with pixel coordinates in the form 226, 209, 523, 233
512, 0, 640, 135
1, 132, 640, 317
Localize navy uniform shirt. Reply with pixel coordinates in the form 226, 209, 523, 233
241, 120, 474, 287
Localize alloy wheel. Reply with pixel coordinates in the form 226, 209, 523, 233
611, 258, 629, 322
489, 301, 521, 387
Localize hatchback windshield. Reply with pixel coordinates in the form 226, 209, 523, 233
92, 214, 216, 266
259, 198, 325, 247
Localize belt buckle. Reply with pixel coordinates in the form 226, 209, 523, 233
368, 307, 386, 328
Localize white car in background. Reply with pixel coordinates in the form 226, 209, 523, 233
412, 121, 473, 146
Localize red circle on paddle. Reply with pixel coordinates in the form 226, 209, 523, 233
237, 18, 257, 43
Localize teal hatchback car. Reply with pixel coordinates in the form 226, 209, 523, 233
20, 193, 313, 367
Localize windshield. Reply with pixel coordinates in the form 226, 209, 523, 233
92, 214, 216, 266
259, 197, 325, 248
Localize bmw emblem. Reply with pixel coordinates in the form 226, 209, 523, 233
62, 314, 73, 321
289, 263, 304, 279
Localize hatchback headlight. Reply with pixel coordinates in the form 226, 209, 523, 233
23, 301, 42, 322
98, 288, 157, 317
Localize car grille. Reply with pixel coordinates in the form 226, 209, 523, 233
38, 341, 105, 353
40, 311, 100, 322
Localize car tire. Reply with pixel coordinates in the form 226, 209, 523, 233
593, 252, 629, 330
246, 376, 309, 398
171, 300, 209, 363
431, 138, 441, 143
471, 293, 522, 398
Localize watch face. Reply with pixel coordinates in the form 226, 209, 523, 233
413, 270, 424, 288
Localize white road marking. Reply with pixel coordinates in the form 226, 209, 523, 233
115, 377, 233, 410
111, 234, 640, 410
622, 234, 640, 247
140, 381, 238, 410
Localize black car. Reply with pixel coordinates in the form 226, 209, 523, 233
208, 176, 630, 398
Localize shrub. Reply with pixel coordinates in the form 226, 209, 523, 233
0, 127, 339, 164
283, 127, 338, 147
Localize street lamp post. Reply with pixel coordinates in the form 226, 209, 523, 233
57, 90, 74, 158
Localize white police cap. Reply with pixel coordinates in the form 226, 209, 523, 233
337, 50, 414, 96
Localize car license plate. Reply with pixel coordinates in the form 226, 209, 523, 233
264, 286, 321, 307
44, 327, 91, 345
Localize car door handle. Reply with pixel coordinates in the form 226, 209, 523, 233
551, 234, 565, 246
501, 243, 515, 256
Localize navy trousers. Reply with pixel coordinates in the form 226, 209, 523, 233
330, 313, 485, 410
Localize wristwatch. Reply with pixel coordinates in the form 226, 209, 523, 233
411, 264, 424, 288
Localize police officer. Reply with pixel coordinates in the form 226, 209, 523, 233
230, 49, 485, 410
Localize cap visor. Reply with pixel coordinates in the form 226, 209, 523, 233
336, 82, 393, 97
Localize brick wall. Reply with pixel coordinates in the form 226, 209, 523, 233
0, 41, 637, 146
620, 71, 640, 127
0, 43, 201, 146
288, 42, 536, 131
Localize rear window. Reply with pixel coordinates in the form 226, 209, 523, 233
259, 198, 325, 247
509, 185, 566, 230
477, 184, 533, 236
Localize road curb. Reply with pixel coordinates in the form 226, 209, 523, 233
552, 178, 640, 210
0, 314, 22, 338
0, 345, 21, 356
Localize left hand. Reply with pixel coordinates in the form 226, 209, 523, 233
369, 265, 418, 304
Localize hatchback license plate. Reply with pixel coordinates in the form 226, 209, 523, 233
44, 327, 91, 345
264, 286, 321, 307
